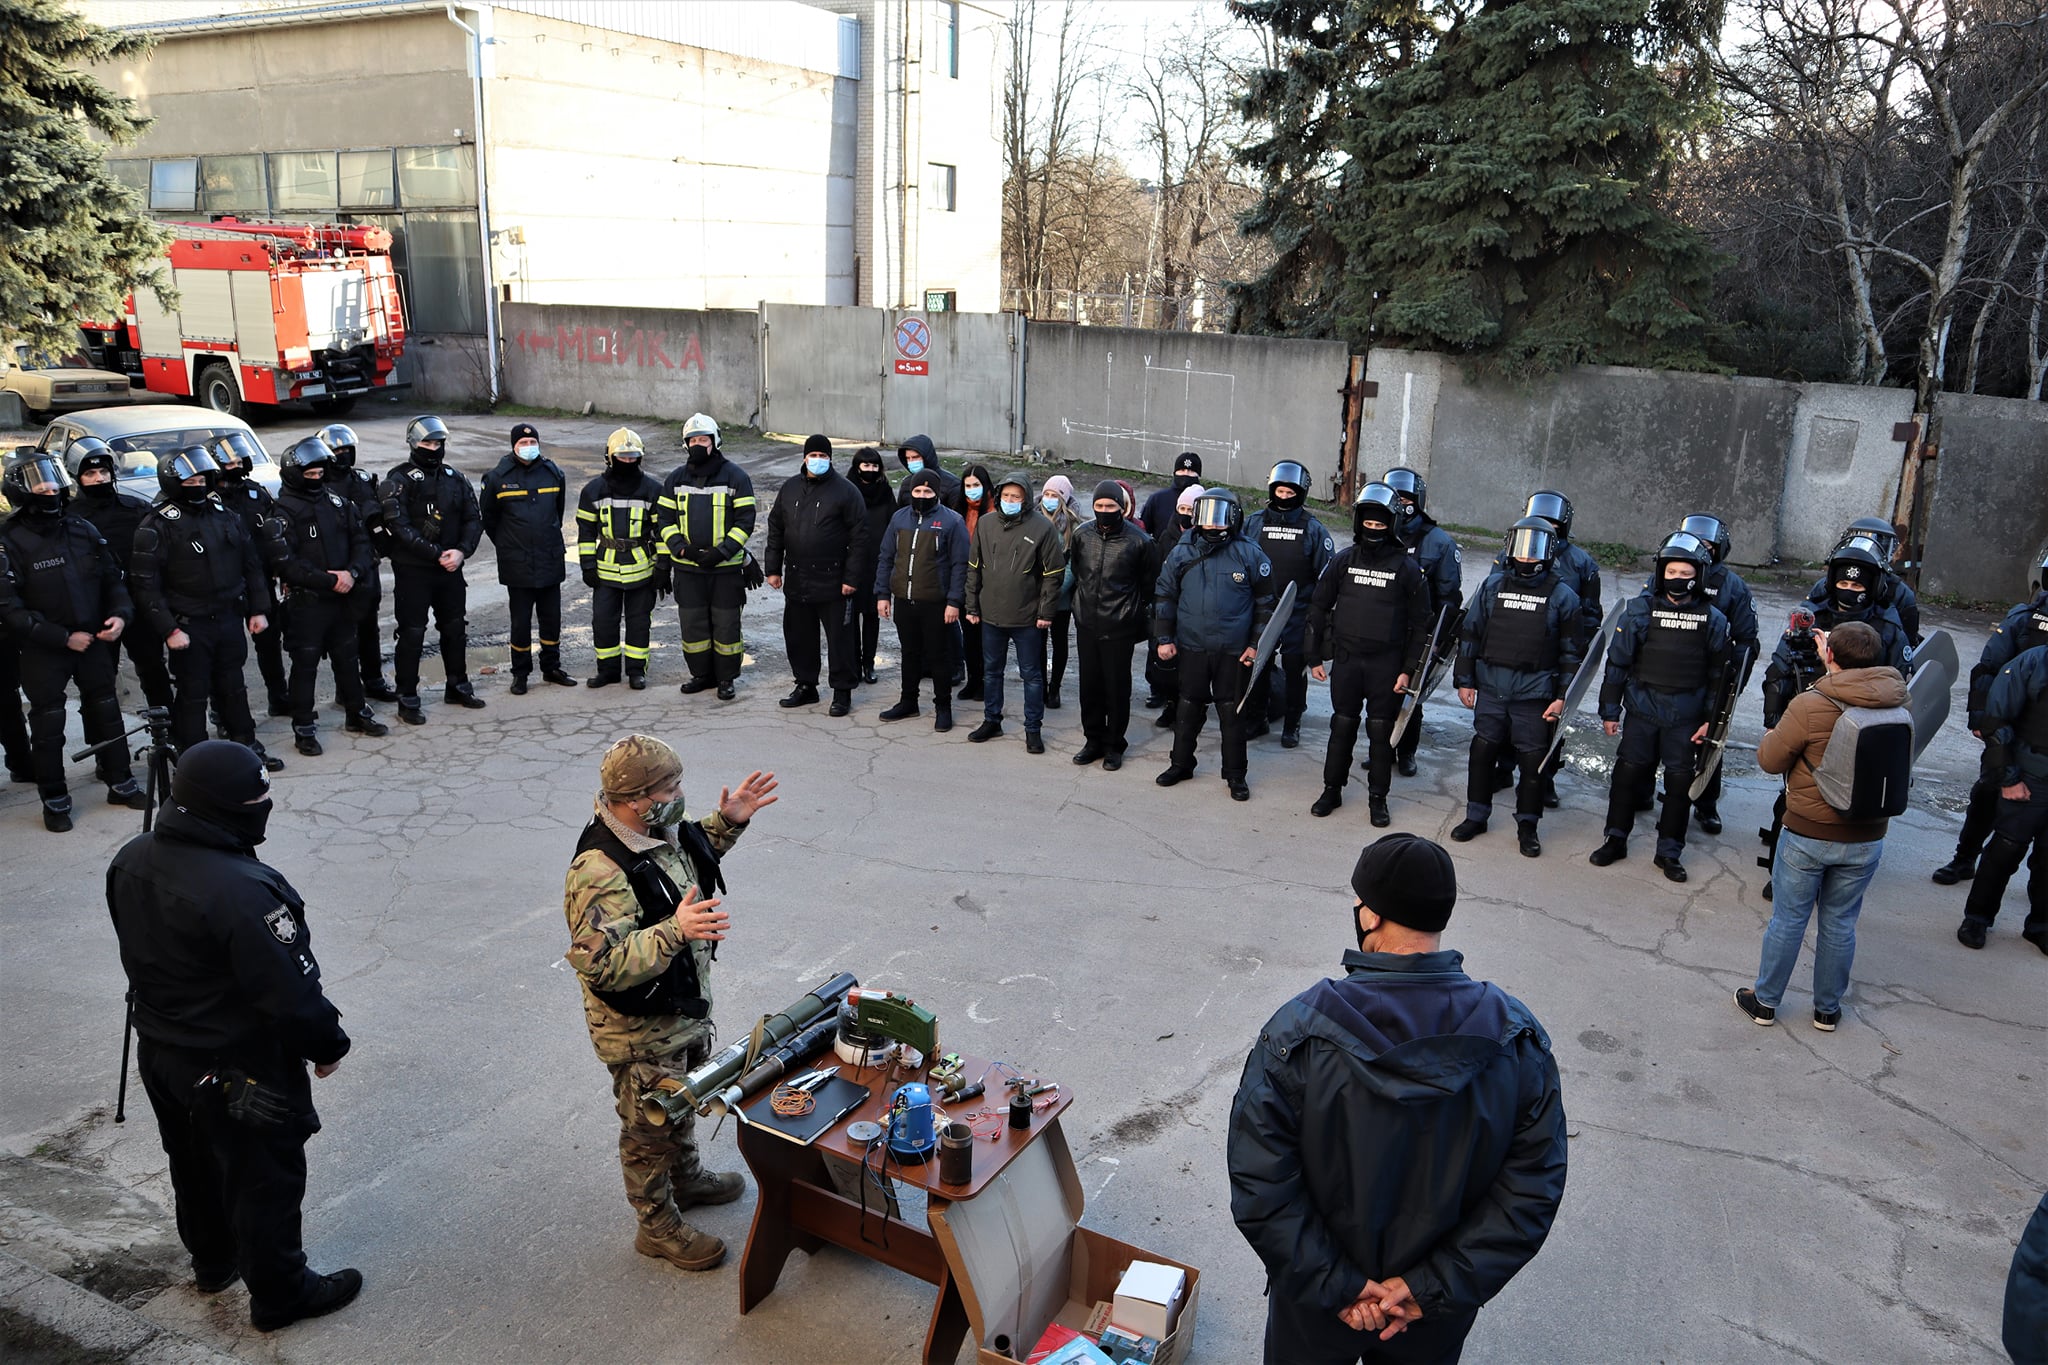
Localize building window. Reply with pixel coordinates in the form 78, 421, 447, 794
926, 162, 956, 213
396, 145, 476, 208
106, 159, 150, 201
270, 151, 338, 210
338, 149, 396, 208
400, 210, 485, 333
199, 155, 267, 213
149, 158, 199, 212
937, 1, 959, 78
924, 289, 956, 313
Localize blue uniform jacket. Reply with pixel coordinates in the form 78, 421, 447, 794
1401, 516, 1464, 614
1454, 569, 1585, 703
1598, 592, 1732, 725
1982, 646, 2048, 785
1245, 506, 1336, 642
1969, 593, 2048, 726
1156, 533, 1276, 654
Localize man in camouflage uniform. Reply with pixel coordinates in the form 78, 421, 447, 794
562, 735, 779, 1271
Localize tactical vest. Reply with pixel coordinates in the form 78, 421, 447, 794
1256, 518, 1314, 589
1635, 599, 1712, 692
573, 818, 724, 1019
1331, 552, 1406, 648
1481, 582, 1559, 671
890, 521, 944, 602
278, 490, 351, 573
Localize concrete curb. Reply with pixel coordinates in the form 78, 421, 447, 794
0, 1249, 239, 1365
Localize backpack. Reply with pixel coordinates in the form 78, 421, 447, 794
1803, 694, 1914, 819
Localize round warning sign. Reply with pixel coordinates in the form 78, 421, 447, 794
894, 316, 931, 360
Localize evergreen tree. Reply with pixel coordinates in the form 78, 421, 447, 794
0, 0, 167, 355
1234, 0, 1723, 374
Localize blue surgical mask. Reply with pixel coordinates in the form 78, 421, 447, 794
963, 483, 983, 501
805, 456, 830, 477
1041, 495, 1060, 513
514, 443, 540, 463
1000, 497, 1024, 517
905, 458, 925, 474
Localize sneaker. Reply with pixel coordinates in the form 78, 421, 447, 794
1228, 778, 1251, 802
509, 675, 529, 695
294, 731, 323, 757
1930, 858, 1976, 885
1155, 765, 1193, 787
828, 689, 851, 717
251, 1268, 363, 1332
1733, 988, 1775, 1026
633, 1223, 725, 1273
1310, 786, 1342, 817
879, 699, 920, 722
1812, 1008, 1841, 1033
1517, 825, 1542, 858
1071, 742, 1105, 766
1588, 836, 1628, 867
107, 781, 149, 811
1368, 796, 1391, 828
780, 684, 820, 709
1956, 919, 1988, 950
967, 719, 1002, 743
1654, 853, 1688, 883
1451, 818, 1486, 842
1024, 730, 1044, 755
673, 1168, 745, 1211
933, 707, 953, 733
716, 682, 737, 701
679, 676, 715, 695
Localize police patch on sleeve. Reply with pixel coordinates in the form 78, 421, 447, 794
160, 504, 181, 520
264, 906, 298, 944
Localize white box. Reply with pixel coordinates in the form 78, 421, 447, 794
1110, 1261, 1186, 1341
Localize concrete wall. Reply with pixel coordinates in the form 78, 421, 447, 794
759, 303, 1021, 450
404, 333, 496, 407
500, 303, 759, 424
1021, 324, 1351, 492
1778, 382, 1916, 565
1920, 394, 2048, 601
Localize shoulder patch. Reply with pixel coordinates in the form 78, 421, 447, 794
264, 906, 298, 944
406, 468, 425, 481
159, 504, 181, 521
328, 493, 345, 508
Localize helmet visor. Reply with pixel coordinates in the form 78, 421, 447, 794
1192, 494, 1235, 532
164, 448, 223, 483
1505, 523, 1554, 564
10, 454, 75, 495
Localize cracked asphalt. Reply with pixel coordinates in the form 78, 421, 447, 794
1, 407, 2041, 1363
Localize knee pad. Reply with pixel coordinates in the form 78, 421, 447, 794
397, 625, 428, 650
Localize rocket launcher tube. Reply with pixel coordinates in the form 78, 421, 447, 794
703, 1015, 843, 1118
640, 971, 857, 1126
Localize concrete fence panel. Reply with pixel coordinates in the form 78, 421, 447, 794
1920, 393, 2048, 601
1022, 324, 1351, 493
501, 302, 758, 426
1357, 349, 1447, 487
879, 308, 1022, 453
1778, 383, 1915, 566
760, 302, 887, 440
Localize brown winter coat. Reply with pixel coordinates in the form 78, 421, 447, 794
1757, 665, 1910, 843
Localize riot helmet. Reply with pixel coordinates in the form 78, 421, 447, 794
2, 451, 74, 516
280, 436, 334, 492
206, 432, 253, 479
1382, 467, 1427, 516
2036, 549, 2048, 593
1827, 540, 1884, 613
315, 422, 360, 468
1524, 491, 1573, 541
1503, 516, 1557, 579
407, 415, 450, 471
1655, 532, 1710, 603
1192, 489, 1242, 544
62, 435, 117, 485
1839, 516, 1897, 566
1267, 461, 1310, 506
159, 445, 221, 504
1353, 482, 1401, 548
1678, 514, 1730, 566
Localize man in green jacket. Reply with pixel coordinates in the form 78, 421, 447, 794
964, 473, 1065, 754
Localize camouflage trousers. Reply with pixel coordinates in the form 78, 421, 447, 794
606, 1036, 711, 1234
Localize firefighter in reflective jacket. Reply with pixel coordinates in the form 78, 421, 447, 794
1452, 518, 1584, 858
1304, 482, 1430, 827
1588, 533, 1731, 884
579, 428, 667, 690
659, 414, 755, 700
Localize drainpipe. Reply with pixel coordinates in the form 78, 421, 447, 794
446, 2, 500, 404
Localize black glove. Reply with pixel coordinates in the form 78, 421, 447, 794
197, 1067, 292, 1128
581, 564, 599, 589
652, 562, 672, 595
742, 553, 766, 591
689, 544, 723, 569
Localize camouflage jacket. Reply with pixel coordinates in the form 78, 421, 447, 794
563, 797, 745, 1065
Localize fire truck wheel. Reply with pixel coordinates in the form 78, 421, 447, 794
198, 362, 246, 419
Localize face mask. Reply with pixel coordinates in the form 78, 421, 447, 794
905, 458, 925, 474
303, 471, 325, 487
1832, 584, 1869, 611
1198, 525, 1230, 543
962, 482, 983, 501
173, 481, 212, 506
1271, 494, 1298, 514
688, 442, 715, 463
1173, 473, 1198, 490
643, 794, 688, 829
805, 456, 831, 477
18, 488, 66, 515
190, 796, 272, 847
606, 459, 641, 482
331, 449, 356, 470
1663, 576, 1698, 601
411, 446, 444, 472
80, 479, 116, 500
1095, 508, 1122, 532
514, 443, 540, 463
855, 466, 883, 483
1510, 559, 1544, 579
1358, 524, 1389, 547
1178, 512, 1194, 530
1041, 495, 1061, 514
911, 494, 938, 517
999, 497, 1024, 518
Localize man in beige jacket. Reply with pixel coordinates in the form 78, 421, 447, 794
1735, 620, 1908, 1032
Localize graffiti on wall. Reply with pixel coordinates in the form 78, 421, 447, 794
513, 327, 706, 371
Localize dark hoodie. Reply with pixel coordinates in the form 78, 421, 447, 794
1229, 949, 1567, 1324
848, 450, 897, 601
893, 435, 965, 514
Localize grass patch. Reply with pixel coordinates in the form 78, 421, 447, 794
1576, 539, 1646, 570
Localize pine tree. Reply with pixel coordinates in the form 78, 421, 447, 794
1233, 0, 1723, 375
0, 0, 168, 355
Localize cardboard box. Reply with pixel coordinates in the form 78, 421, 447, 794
1110, 1261, 1185, 1340
928, 1125, 1202, 1365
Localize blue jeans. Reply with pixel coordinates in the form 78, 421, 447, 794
1754, 829, 1884, 1014
980, 624, 1045, 729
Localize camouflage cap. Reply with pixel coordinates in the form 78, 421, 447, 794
599, 734, 683, 800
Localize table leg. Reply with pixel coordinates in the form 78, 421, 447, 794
738, 1124, 821, 1313
923, 1261, 972, 1365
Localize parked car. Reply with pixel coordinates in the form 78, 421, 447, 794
3, 337, 136, 418
30, 404, 281, 505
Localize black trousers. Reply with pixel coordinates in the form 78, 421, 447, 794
591, 582, 655, 680
252, 595, 289, 707
960, 619, 984, 688
1467, 692, 1550, 826
675, 571, 744, 683
891, 598, 953, 704
348, 570, 386, 683
1963, 777, 2048, 933
169, 614, 256, 754
0, 641, 29, 777
1172, 646, 1250, 778
1605, 705, 1702, 859
138, 1038, 320, 1314
1326, 650, 1404, 797
18, 639, 132, 801
286, 593, 365, 730
1950, 747, 2003, 865
118, 622, 175, 710
785, 595, 856, 690
506, 584, 563, 677
1075, 630, 1138, 751
853, 594, 881, 674
1037, 609, 1073, 693
1250, 625, 1311, 725
1262, 1294, 1476, 1364
391, 565, 469, 695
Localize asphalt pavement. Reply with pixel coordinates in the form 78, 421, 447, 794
1, 404, 2040, 1364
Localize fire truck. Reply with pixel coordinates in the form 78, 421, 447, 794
83, 219, 407, 418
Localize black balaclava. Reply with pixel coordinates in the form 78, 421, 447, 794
1172, 452, 1202, 492
78, 460, 118, 504
1093, 479, 1124, 533
687, 438, 716, 466
852, 447, 886, 485
1832, 581, 1869, 612
907, 471, 940, 517
170, 478, 212, 508
170, 739, 274, 847
410, 443, 444, 473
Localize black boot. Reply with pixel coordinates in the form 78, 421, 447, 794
445, 682, 486, 709
363, 677, 400, 703
1154, 699, 1176, 729
1319, 715, 1361, 814
780, 684, 821, 709
1157, 703, 1204, 785
509, 673, 529, 696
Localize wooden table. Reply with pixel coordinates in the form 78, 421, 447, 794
735, 1049, 1073, 1364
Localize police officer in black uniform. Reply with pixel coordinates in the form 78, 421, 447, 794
1589, 533, 1732, 883
1807, 516, 1920, 645
265, 439, 386, 756
1764, 539, 1910, 724
1938, 553, 2048, 886
1453, 518, 1585, 857
1503, 491, 1602, 807
0, 453, 148, 830
0, 555, 30, 783
481, 422, 576, 693
1670, 514, 1758, 835
66, 436, 174, 710
130, 447, 282, 768
315, 424, 398, 702
1383, 467, 1463, 777
106, 739, 362, 1331
1244, 461, 1336, 747
1305, 482, 1430, 825
380, 415, 485, 724
209, 435, 291, 718
1956, 640, 2048, 954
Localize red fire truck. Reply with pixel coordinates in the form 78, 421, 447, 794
83, 219, 407, 418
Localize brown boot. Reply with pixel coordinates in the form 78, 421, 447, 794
634, 1223, 725, 1272
673, 1168, 745, 1212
